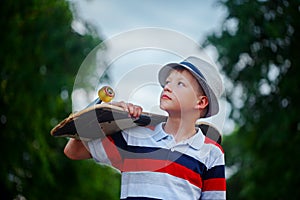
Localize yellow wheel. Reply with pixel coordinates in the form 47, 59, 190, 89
98, 86, 115, 102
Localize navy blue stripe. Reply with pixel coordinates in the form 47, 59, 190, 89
108, 133, 207, 176
203, 165, 225, 180
110, 132, 128, 150
180, 61, 206, 80
124, 146, 205, 174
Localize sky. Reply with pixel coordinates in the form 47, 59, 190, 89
68, 0, 234, 134
70, 0, 226, 42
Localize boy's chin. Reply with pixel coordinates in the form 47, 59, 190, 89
159, 105, 177, 114
159, 105, 170, 114
159, 104, 166, 111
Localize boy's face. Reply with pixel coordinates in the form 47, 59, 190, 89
160, 69, 207, 116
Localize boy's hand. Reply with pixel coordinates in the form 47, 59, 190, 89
111, 101, 143, 119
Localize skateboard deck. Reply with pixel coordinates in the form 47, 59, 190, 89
51, 104, 168, 140
51, 104, 222, 144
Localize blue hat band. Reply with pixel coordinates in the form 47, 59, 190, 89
180, 61, 206, 81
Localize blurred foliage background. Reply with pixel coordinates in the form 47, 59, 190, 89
204, 0, 300, 199
1, 0, 300, 199
0, 0, 120, 199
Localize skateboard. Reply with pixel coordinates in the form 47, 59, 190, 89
51, 86, 221, 144
50, 103, 168, 140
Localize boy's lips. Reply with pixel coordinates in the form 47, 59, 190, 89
161, 94, 171, 100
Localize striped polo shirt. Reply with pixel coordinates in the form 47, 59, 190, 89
88, 123, 226, 200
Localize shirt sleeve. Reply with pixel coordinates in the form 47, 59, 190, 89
201, 154, 226, 200
88, 131, 128, 170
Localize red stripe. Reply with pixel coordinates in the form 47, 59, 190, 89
123, 158, 202, 188
204, 137, 224, 153
203, 178, 226, 191
102, 136, 123, 169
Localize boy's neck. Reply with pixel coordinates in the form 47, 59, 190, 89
163, 116, 197, 143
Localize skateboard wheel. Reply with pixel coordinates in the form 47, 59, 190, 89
98, 86, 115, 102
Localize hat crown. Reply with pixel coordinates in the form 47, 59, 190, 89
181, 56, 223, 99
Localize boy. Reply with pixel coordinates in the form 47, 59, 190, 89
64, 56, 226, 199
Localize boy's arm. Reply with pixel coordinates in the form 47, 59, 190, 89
201, 154, 226, 199
64, 138, 92, 160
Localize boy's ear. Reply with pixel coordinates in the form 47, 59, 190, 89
195, 96, 209, 110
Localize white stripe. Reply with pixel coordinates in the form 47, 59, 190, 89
121, 171, 201, 199
88, 139, 112, 165
201, 191, 226, 200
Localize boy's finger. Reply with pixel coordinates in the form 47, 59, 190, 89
115, 101, 142, 118
134, 105, 143, 118
133, 106, 139, 118
127, 103, 133, 115
129, 104, 142, 118
119, 101, 129, 112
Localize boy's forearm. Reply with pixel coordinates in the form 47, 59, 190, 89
64, 138, 92, 160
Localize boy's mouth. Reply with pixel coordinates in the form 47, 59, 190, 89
161, 94, 171, 100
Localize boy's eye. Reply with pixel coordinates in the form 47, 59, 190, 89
163, 80, 170, 86
178, 81, 185, 86
161, 81, 168, 88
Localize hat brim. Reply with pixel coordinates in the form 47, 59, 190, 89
158, 63, 219, 118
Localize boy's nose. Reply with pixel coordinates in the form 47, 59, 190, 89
163, 83, 172, 92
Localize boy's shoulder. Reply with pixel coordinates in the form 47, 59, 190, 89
191, 136, 225, 169
121, 123, 164, 146
123, 124, 160, 137
203, 136, 224, 154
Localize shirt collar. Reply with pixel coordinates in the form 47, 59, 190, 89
153, 123, 205, 150
185, 129, 204, 150
153, 123, 169, 142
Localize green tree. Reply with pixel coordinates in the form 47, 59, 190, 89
0, 0, 120, 199
204, 0, 300, 199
